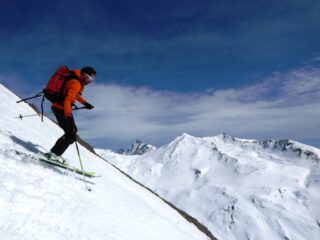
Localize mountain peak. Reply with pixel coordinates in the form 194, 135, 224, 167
119, 139, 157, 155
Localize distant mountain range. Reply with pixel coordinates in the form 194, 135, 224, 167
99, 133, 320, 240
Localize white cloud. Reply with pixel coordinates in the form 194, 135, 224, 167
280, 68, 320, 96
76, 66, 320, 149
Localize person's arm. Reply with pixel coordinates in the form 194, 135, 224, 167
77, 94, 87, 105
77, 90, 94, 109
64, 80, 81, 117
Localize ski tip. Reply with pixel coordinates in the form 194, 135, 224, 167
86, 173, 101, 178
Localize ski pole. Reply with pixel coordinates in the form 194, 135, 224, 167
72, 106, 86, 111
15, 112, 52, 120
75, 140, 91, 192
16, 92, 43, 103
16, 106, 87, 120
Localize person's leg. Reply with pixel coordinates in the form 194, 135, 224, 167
50, 107, 77, 156
50, 135, 75, 156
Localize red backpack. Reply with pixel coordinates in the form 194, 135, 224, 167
43, 66, 80, 103
16, 66, 82, 121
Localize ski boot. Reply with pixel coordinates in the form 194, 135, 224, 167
43, 152, 66, 164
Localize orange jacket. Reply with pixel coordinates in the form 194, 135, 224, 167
52, 69, 87, 117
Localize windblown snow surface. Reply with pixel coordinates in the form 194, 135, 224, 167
97, 133, 320, 240
0, 84, 210, 240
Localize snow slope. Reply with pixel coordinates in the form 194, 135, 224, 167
98, 133, 320, 240
0, 84, 210, 240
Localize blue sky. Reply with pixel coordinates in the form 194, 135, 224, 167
1, 0, 320, 150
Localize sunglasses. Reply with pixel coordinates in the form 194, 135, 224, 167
84, 73, 95, 82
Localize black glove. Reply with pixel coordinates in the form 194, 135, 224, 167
65, 116, 77, 137
84, 102, 94, 109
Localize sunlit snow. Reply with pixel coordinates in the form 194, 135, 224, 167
0, 84, 209, 240
98, 133, 320, 240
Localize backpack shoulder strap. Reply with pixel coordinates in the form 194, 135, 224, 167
66, 70, 82, 82
59, 70, 84, 97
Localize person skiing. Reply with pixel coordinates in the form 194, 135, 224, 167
44, 66, 96, 162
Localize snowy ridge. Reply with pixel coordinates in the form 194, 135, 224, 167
118, 139, 157, 155
216, 133, 320, 162
0, 84, 210, 240
259, 139, 320, 162
101, 133, 320, 240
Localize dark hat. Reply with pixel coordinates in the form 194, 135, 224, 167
81, 66, 96, 75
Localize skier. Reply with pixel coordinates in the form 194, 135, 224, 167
44, 66, 96, 163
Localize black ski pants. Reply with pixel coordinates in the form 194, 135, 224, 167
50, 107, 77, 156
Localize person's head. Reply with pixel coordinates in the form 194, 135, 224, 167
81, 66, 96, 85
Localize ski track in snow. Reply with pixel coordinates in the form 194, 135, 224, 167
0, 84, 209, 240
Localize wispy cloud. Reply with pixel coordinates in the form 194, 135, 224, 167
76, 66, 320, 149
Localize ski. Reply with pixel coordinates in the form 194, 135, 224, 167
37, 156, 98, 178
12, 150, 99, 178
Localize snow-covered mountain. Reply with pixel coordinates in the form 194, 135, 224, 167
117, 139, 157, 155
0, 84, 211, 240
99, 133, 320, 240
